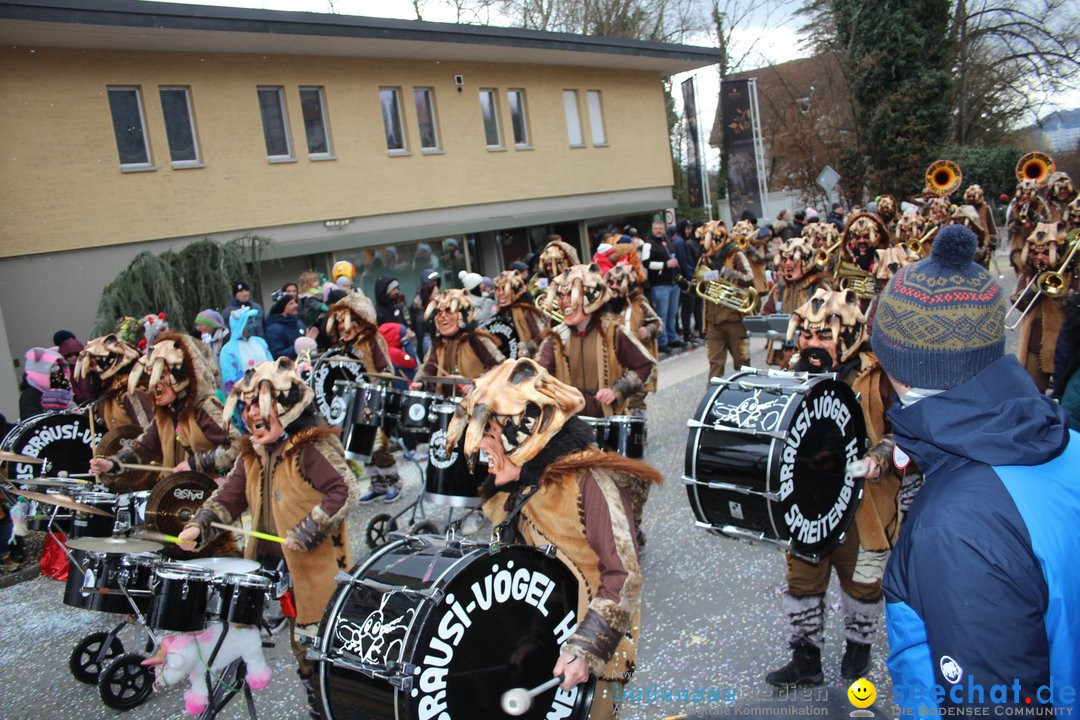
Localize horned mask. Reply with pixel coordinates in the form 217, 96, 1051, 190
128, 338, 189, 397
326, 292, 377, 342
537, 240, 580, 279
696, 221, 730, 256
445, 358, 585, 473
548, 263, 610, 317
874, 245, 917, 282
424, 288, 476, 332
1049, 172, 1075, 202
877, 194, 898, 218
963, 185, 984, 205
605, 263, 639, 298
786, 288, 866, 364
1021, 222, 1067, 268
493, 270, 528, 306
730, 220, 757, 247
75, 334, 141, 383
774, 237, 815, 280
843, 213, 888, 253
896, 212, 924, 244
222, 358, 314, 434
1068, 197, 1080, 228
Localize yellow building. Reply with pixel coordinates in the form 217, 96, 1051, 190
0, 0, 718, 417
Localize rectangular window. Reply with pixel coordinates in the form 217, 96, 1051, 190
380, 87, 407, 153
159, 86, 200, 167
508, 88, 530, 147
107, 86, 152, 169
562, 89, 584, 147
586, 90, 607, 146
257, 86, 293, 161
413, 87, 441, 151
299, 86, 332, 158
479, 89, 503, 149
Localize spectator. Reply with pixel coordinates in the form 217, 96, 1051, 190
281, 281, 298, 298
791, 209, 808, 238
826, 202, 845, 232
510, 260, 530, 284
297, 270, 328, 327
411, 270, 441, 358
592, 234, 617, 275
194, 309, 229, 357
58, 336, 90, 404
775, 209, 794, 241
41, 364, 75, 412
265, 291, 314, 360
459, 271, 497, 324
19, 347, 69, 419
219, 307, 272, 392
642, 219, 683, 352
1054, 294, 1080, 429
222, 280, 266, 337
374, 275, 408, 326
673, 220, 698, 344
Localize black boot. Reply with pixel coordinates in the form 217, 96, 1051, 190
298, 671, 322, 720
841, 640, 872, 679
765, 642, 823, 687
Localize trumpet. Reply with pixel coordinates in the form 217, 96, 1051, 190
691, 258, 759, 313
1005, 231, 1079, 330
907, 225, 937, 257
812, 238, 843, 271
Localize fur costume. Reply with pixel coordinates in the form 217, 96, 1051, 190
606, 263, 662, 393
1046, 171, 1078, 223
537, 239, 580, 280
698, 240, 754, 379
420, 289, 505, 384
1016, 222, 1070, 389
1008, 179, 1051, 272
75, 334, 153, 431
491, 270, 547, 358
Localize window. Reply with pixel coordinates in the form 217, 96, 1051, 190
508, 88, 530, 147
479, 89, 503, 149
379, 87, 407, 153
257, 86, 293, 161
586, 90, 607, 146
413, 87, 441, 151
562, 90, 584, 147
107, 86, 152, 170
299, 86, 332, 158
159, 86, 200, 167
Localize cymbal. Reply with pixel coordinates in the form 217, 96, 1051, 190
145, 471, 216, 537
13, 476, 90, 488
363, 370, 404, 382
6, 488, 114, 517
414, 374, 474, 386
67, 536, 163, 554
0, 451, 44, 465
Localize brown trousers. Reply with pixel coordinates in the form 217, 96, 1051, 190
705, 319, 749, 380
785, 520, 882, 603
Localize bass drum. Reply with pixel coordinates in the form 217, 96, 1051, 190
684, 369, 867, 560
1, 412, 100, 481
481, 316, 520, 360
314, 538, 593, 720
310, 352, 366, 426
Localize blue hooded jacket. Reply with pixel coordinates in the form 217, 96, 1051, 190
218, 307, 272, 391
884, 355, 1078, 714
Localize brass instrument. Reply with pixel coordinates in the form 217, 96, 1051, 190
1016, 152, 1055, 188
691, 257, 759, 313
907, 225, 937, 257
1005, 230, 1079, 330
812, 238, 843, 272
925, 159, 963, 196
835, 261, 877, 299
534, 287, 565, 324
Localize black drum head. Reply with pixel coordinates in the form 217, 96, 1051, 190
2, 412, 99, 481
311, 353, 365, 425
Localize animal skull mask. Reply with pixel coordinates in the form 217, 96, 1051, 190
128, 338, 189, 397
843, 213, 888, 255
548, 263, 610, 317
1049, 172, 1075, 202
537, 240, 580, 279
1021, 222, 1067, 270
786, 288, 866, 364
222, 358, 314, 433
874, 245, 917, 282
1068, 197, 1080, 228
326, 292, 377, 342
877, 194, 898, 218
896, 212, 924, 244
424, 288, 476, 335
605, 263, 639, 298
76, 334, 141, 383
696, 221, 730, 256
774, 237, 815, 282
730, 220, 757, 247
445, 358, 585, 472
493, 270, 528, 307
963, 185, 985, 205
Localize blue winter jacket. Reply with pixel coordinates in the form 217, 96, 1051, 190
884, 355, 1078, 714
264, 313, 306, 360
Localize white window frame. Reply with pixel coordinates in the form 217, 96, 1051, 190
257, 86, 295, 163
299, 86, 334, 160
562, 89, 585, 148
479, 88, 504, 151
413, 87, 442, 153
586, 89, 608, 147
159, 85, 202, 169
507, 88, 531, 149
107, 85, 154, 172
380, 87, 409, 156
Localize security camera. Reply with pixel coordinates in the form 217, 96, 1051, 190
454, 74, 464, 92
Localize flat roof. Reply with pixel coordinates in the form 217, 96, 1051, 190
0, 0, 722, 74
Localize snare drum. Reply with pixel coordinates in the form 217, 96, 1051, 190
397, 390, 436, 438
148, 563, 215, 632
683, 369, 867, 560
426, 401, 487, 507
341, 385, 378, 463
352, 382, 402, 434
64, 550, 157, 614
211, 573, 271, 626
580, 416, 647, 459
26, 495, 74, 534
69, 492, 118, 539
313, 538, 593, 720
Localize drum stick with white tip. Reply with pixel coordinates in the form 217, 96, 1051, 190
211, 521, 285, 544
501, 675, 566, 716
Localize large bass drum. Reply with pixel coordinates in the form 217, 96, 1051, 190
684, 369, 867, 560
1, 411, 99, 481
313, 538, 594, 720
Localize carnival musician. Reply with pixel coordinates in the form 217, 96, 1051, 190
536, 263, 656, 418
895, 211, 924, 250
951, 204, 992, 268
74, 331, 153, 432
761, 236, 832, 367
177, 358, 358, 718
445, 357, 662, 720
963, 184, 998, 256
487, 269, 547, 359
696, 221, 754, 379
605, 263, 662, 416
412, 288, 505, 391
842, 212, 890, 274
1068, 197, 1080, 234
530, 237, 581, 300
765, 288, 902, 687
324, 291, 403, 503
1014, 221, 1075, 393
1007, 179, 1050, 274
875, 194, 899, 235
1046, 171, 1078, 224
733, 219, 768, 295
915, 196, 951, 258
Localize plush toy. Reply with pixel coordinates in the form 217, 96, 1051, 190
142, 622, 271, 715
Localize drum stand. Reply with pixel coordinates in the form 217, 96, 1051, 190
197, 623, 260, 720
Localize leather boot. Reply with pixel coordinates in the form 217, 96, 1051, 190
765, 642, 824, 687
841, 640, 872, 679
298, 671, 322, 720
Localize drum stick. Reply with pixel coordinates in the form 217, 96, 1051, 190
211, 521, 285, 544
87, 405, 98, 454
501, 674, 567, 716
118, 463, 175, 473
135, 529, 185, 544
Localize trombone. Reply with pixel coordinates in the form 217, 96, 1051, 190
907, 225, 937, 257
1005, 231, 1079, 330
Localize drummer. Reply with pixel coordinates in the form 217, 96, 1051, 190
89, 333, 240, 481
604, 263, 662, 417
764, 288, 901, 687
411, 288, 504, 393
489, 269, 547, 358
535, 264, 656, 417
324, 291, 404, 503
176, 358, 358, 717
74, 331, 154, 432
446, 358, 662, 720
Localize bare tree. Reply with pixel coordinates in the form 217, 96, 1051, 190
492, 0, 704, 42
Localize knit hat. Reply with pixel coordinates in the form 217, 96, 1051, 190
458, 271, 483, 292
232, 280, 250, 295
194, 309, 225, 332
872, 225, 1006, 390
270, 291, 291, 315
53, 330, 76, 347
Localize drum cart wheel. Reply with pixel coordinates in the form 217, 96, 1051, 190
69, 630, 124, 684
365, 513, 400, 549
98, 652, 154, 710
409, 520, 440, 535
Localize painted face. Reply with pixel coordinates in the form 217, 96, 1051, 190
243, 398, 284, 445
1029, 244, 1052, 272
435, 307, 461, 337
153, 379, 177, 407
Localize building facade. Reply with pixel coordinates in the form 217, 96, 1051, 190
0, 0, 719, 418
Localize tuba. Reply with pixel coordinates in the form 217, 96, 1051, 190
835, 261, 877, 299
1016, 152, 1055, 188
691, 256, 759, 313
925, 160, 963, 196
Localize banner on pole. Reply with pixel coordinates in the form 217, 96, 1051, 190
682, 77, 704, 208
720, 79, 763, 219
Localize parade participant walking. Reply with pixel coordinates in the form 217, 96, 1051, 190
872, 225, 1078, 715
605, 263, 662, 416
488, 269, 547, 359
446, 357, 662, 720
697, 222, 754, 379
412, 288, 504, 391
176, 358, 358, 719
74, 333, 153, 432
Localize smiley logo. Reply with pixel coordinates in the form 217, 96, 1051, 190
848, 678, 876, 708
